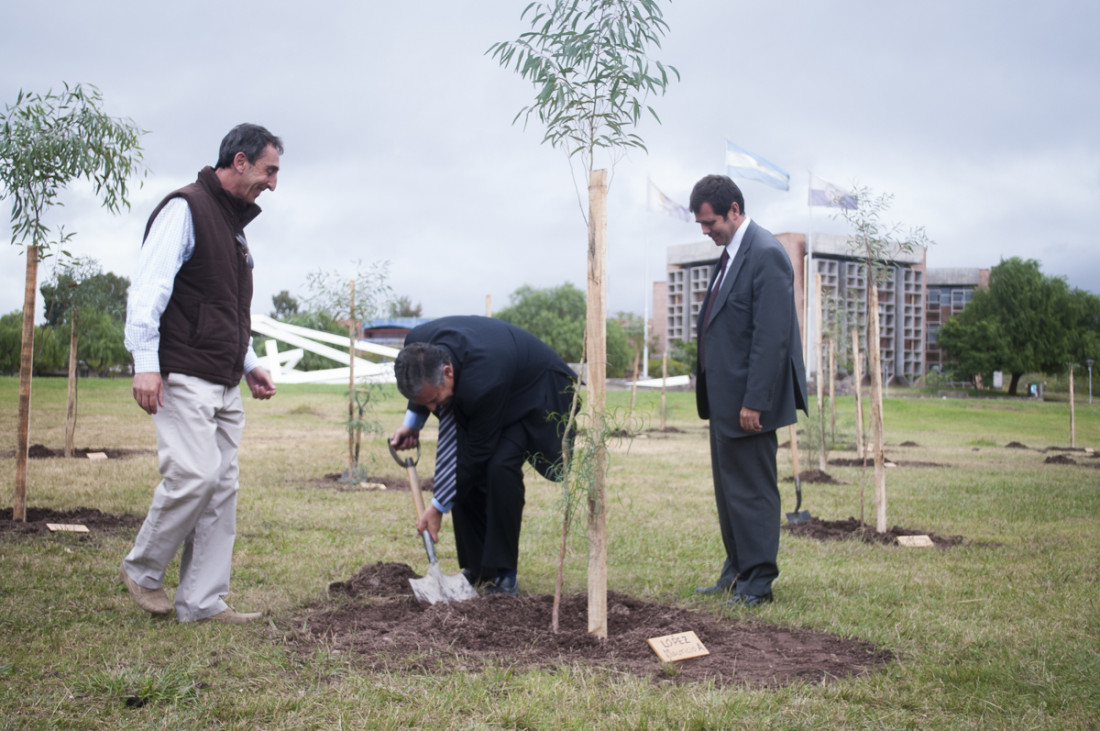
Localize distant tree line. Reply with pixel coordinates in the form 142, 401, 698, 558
936, 257, 1099, 395
0, 265, 131, 376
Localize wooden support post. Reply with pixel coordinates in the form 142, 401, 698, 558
586, 168, 608, 639
65, 311, 79, 458
815, 274, 825, 471
347, 279, 356, 481
14, 245, 39, 522
1069, 363, 1076, 449
660, 349, 668, 431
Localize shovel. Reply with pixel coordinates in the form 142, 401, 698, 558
388, 442, 478, 604
786, 424, 812, 524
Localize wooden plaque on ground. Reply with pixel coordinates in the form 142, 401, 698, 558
647, 631, 709, 662
86, 452, 108, 461
46, 523, 90, 533
897, 534, 934, 548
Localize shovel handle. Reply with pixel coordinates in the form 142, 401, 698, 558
388, 441, 420, 468
788, 424, 800, 477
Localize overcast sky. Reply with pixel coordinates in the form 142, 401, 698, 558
3, 0, 1098, 326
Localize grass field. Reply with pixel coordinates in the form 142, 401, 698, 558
1, 376, 1098, 729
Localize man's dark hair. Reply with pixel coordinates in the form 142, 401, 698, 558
394, 342, 451, 400
689, 174, 746, 217
215, 123, 284, 169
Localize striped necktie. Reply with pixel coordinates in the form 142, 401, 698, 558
432, 405, 457, 510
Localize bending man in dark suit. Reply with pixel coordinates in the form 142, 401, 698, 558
389, 316, 576, 596
691, 174, 808, 607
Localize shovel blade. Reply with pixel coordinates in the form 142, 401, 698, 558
409, 562, 479, 604
786, 510, 812, 524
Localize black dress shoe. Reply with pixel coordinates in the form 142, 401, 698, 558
486, 575, 520, 596
694, 583, 734, 595
725, 592, 773, 607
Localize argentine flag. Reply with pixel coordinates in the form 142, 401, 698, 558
725, 140, 790, 191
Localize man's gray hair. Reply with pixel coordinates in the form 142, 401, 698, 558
394, 342, 450, 400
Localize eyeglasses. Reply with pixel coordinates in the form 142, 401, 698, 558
235, 234, 254, 270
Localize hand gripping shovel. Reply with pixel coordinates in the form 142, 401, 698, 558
389, 443, 478, 604
785, 424, 812, 524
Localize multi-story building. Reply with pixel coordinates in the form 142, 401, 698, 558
658, 232, 929, 384
924, 268, 990, 372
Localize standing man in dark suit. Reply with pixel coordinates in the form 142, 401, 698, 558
690, 174, 807, 607
389, 316, 576, 596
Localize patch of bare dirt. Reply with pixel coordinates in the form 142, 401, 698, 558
1043, 454, 1077, 465
0, 507, 144, 535
284, 562, 892, 688
1005, 441, 1029, 449
827, 457, 946, 468
305, 474, 433, 493
0, 444, 156, 460
784, 469, 845, 484
783, 516, 964, 548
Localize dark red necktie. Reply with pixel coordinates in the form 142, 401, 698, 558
698, 248, 729, 368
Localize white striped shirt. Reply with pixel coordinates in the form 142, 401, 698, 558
124, 197, 259, 375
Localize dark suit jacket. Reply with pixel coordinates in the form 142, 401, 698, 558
695, 220, 808, 437
405, 316, 576, 479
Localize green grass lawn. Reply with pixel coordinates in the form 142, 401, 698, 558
1, 376, 1098, 729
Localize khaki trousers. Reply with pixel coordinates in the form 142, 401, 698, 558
123, 373, 245, 621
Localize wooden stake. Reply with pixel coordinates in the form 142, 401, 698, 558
348, 279, 356, 481
627, 351, 640, 434
14, 245, 39, 522
65, 311, 79, 458
1069, 363, 1076, 449
867, 282, 887, 532
815, 274, 825, 471
586, 168, 608, 639
660, 349, 668, 432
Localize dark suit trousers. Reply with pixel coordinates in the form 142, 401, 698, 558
451, 421, 530, 576
708, 426, 780, 596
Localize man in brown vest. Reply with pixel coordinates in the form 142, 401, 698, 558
119, 124, 282, 623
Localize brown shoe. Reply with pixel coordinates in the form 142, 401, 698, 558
119, 564, 172, 615
203, 607, 262, 624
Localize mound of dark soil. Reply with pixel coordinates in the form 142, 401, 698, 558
0, 507, 144, 534
310, 474, 433, 492
285, 562, 892, 688
1044, 454, 1076, 465
1005, 441, 1029, 449
784, 516, 964, 548
0, 444, 155, 460
786, 469, 844, 484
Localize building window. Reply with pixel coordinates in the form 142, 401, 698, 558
928, 288, 940, 306
928, 324, 940, 346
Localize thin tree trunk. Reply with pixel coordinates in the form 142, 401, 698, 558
852, 329, 865, 461
14, 245, 40, 521
585, 168, 608, 639
829, 340, 837, 443
552, 357, 585, 634
65, 311, 79, 458
867, 281, 887, 532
